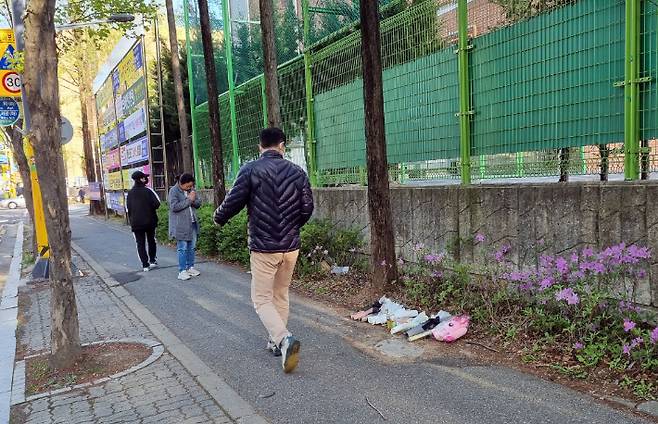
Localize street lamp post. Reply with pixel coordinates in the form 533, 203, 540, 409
55, 14, 135, 31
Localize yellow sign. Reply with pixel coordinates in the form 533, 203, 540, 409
0, 29, 14, 44
108, 171, 123, 190
23, 139, 49, 258
0, 29, 20, 97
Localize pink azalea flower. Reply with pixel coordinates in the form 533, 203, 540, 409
555, 288, 579, 305
556, 257, 569, 275
623, 319, 636, 332
623, 344, 632, 356
630, 337, 643, 349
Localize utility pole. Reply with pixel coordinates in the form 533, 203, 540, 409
359, 0, 398, 289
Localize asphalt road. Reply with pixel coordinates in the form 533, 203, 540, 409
70, 208, 650, 424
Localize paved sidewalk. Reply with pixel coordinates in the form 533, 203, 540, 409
11, 254, 233, 424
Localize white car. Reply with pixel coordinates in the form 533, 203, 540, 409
0, 195, 26, 209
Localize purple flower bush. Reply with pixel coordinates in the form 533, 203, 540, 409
399, 237, 657, 398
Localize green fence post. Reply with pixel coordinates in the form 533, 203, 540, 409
302, 0, 318, 186
624, 0, 640, 180
457, 0, 472, 185
221, 0, 241, 178
182, 0, 203, 186
515, 152, 524, 177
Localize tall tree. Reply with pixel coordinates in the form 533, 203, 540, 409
197, 0, 226, 204
274, 0, 300, 63
165, 0, 194, 172
359, 0, 398, 289
259, 0, 281, 127
72, 36, 103, 215
23, 0, 81, 368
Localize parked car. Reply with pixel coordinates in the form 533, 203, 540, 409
0, 195, 26, 209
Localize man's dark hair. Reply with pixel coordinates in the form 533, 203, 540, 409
260, 127, 286, 148
179, 173, 195, 185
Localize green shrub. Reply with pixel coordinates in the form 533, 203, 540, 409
297, 219, 365, 277
216, 210, 250, 266
195, 205, 222, 256
157, 208, 366, 276
156, 205, 170, 243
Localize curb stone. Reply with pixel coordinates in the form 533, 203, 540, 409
636, 401, 658, 418
71, 241, 269, 424
0, 221, 23, 424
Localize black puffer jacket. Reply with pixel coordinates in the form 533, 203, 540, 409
213, 150, 314, 253
126, 183, 161, 231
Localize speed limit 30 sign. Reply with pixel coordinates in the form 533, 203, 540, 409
0, 70, 20, 97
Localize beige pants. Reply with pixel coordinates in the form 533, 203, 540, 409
250, 250, 299, 346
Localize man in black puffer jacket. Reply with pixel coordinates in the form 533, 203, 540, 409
126, 171, 161, 272
214, 127, 313, 373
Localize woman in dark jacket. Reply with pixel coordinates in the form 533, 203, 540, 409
126, 171, 161, 272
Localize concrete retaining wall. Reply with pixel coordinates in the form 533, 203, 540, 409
312, 183, 658, 307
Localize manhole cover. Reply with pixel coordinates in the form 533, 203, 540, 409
110, 272, 142, 284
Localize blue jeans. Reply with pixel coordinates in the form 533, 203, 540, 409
176, 224, 198, 272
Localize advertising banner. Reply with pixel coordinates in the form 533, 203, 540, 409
100, 125, 118, 151
88, 182, 102, 201
108, 171, 123, 190
94, 39, 150, 213
121, 103, 147, 141
107, 191, 125, 214
116, 76, 145, 120
122, 164, 151, 189
103, 148, 121, 170
120, 135, 149, 166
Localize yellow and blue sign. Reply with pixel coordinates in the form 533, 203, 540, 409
0, 29, 20, 98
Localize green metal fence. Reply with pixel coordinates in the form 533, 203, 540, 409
184, 0, 658, 188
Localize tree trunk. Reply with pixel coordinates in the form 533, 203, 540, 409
24, 0, 80, 368
259, 0, 282, 128
360, 0, 398, 290
79, 94, 98, 213
640, 139, 649, 180
599, 144, 609, 182
165, 0, 194, 173
7, 122, 36, 253
198, 0, 226, 205
559, 147, 569, 182
88, 98, 107, 215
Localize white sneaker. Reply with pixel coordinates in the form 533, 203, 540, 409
280, 335, 301, 373
187, 267, 201, 277
143, 267, 150, 272
177, 270, 191, 281
149, 262, 158, 269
